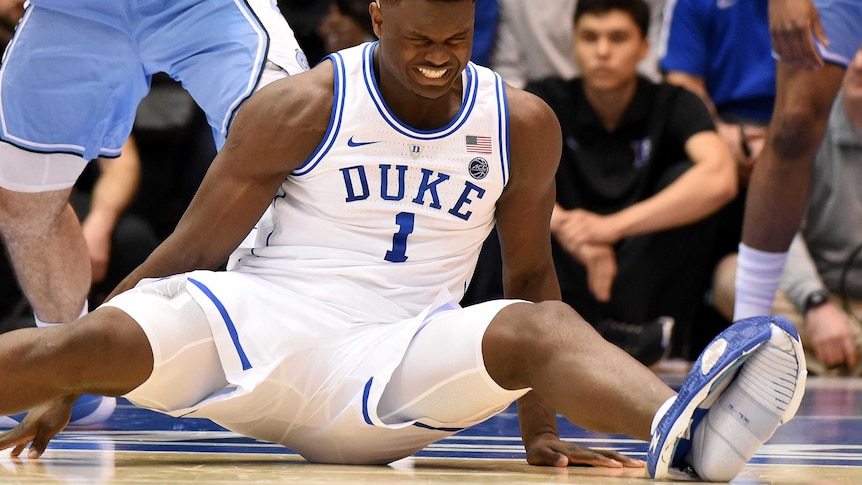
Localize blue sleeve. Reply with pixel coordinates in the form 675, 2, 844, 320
471, 0, 499, 66
660, 0, 710, 76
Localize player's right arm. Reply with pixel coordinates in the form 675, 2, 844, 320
110, 62, 337, 297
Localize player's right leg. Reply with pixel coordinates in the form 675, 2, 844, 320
734, 62, 844, 321
0, 306, 154, 418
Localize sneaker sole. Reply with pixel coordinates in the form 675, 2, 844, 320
647, 315, 805, 479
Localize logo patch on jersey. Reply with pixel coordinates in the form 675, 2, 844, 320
631, 138, 652, 168
469, 157, 489, 179
466, 135, 492, 154
347, 136, 381, 147
295, 49, 310, 71
409, 144, 423, 158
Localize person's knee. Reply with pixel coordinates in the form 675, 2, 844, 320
54, 307, 155, 396
771, 92, 835, 161
0, 188, 71, 239
483, 300, 593, 388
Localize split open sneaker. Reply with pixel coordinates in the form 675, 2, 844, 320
647, 315, 806, 481
0, 394, 116, 428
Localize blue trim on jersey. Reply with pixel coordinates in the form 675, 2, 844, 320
188, 278, 252, 371
362, 377, 374, 425
362, 42, 478, 140
494, 73, 510, 186
292, 54, 346, 176
221, 0, 270, 140
412, 422, 466, 433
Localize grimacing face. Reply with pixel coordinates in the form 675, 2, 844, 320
371, 0, 475, 100
573, 10, 648, 93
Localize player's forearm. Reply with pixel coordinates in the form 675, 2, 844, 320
503, 260, 562, 303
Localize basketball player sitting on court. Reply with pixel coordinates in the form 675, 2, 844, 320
0, 0, 805, 481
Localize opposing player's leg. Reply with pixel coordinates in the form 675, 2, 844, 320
0, 182, 89, 324
0, 149, 119, 427
733, 60, 845, 321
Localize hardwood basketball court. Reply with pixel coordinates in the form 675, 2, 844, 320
1, 376, 860, 483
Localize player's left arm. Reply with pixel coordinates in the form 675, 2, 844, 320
495, 88, 560, 303
498, 87, 641, 469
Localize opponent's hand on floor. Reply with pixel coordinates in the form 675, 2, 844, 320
0, 395, 77, 458
524, 432, 644, 468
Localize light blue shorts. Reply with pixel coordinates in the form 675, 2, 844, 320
0, 0, 307, 163
814, 0, 862, 66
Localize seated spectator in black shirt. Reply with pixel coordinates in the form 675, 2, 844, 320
466, 0, 736, 366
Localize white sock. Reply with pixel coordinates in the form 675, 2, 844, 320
651, 395, 677, 435
34, 301, 88, 328
733, 243, 787, 321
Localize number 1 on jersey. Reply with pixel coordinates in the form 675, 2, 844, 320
385, 212, 415, 262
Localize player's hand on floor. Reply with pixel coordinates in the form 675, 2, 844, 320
0, 395, 77, 458
524, 432, 644, 468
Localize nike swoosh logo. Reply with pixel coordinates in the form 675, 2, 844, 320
347, 136, 381, 147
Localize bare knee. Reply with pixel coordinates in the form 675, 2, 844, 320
51, 307, 154, 396
483, 301, 598, 389
770, 105, 831, 162
770, 70, 842, 163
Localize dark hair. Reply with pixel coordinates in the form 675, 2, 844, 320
574, 0, 650, 38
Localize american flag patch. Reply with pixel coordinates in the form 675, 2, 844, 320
465, 135, 492, 154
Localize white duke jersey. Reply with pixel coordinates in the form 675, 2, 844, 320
234, 42, 510, 317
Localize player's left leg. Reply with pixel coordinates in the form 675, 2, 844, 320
377, 300, 531, 429
481, 300, 805, 481
482, 300, 673, 440
648, 315, 805, 481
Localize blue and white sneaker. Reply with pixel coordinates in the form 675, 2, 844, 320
647, 315, 806, 481
0, 394, 116, 428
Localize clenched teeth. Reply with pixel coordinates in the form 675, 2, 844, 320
417, 67, 447, 79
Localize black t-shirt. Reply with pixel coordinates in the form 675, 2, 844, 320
525, 76, 715, 214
